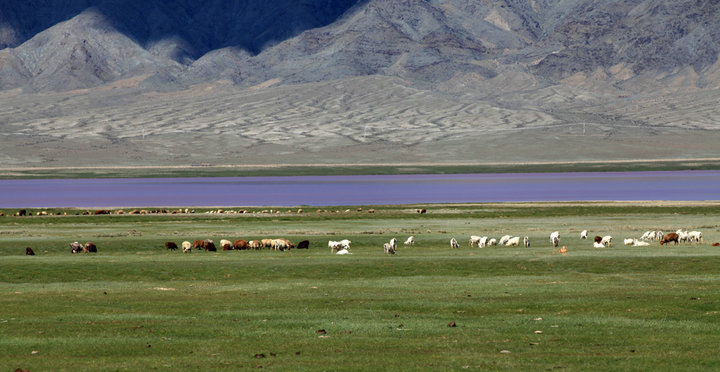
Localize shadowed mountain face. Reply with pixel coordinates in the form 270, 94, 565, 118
2, 0, 720, 92
0, 0, 364, 57
1, 1, 720, 167
1, 0, 719, 93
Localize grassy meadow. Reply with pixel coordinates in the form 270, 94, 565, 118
1, 203, 720, 371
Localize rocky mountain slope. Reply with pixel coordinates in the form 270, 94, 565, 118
2, 0, 719, 93
1, 0, 719, 167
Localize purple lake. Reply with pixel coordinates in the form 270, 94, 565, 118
1, 171, 719, 208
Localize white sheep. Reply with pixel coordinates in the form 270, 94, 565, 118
550, 231, 560, 247
600, 236, 613, 247
623, 238, 635, 246
580, 230, 588, 239
450, 238, 459, 249
478, 236, 488, 247
498, 235, 511, 246
469, 235, 482, 247
336, 248, 351, 255
389, 238, 397, 250
384, 242, 396, 254
404, 236, 414, 245
328, 240, 343, 253
487, 238, 497, 246
688, 231, 703, 243
523, 236, 530, 248
505, 236, 521, 246
182, 241, 192, 253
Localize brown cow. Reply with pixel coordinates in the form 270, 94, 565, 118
233, 240, 249, 250
25, 247, 35, 255
203, 239, 217, 251
594, 236, 603, 243
84, 242, 97, 253
94, 210, 110, 215
165, 241, 178, 250
222, 243, 233, 251
17, 209, 27, 216
659, 233, 680, 245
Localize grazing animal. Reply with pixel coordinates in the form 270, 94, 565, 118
487, 238, 497, 246
593, 236, 603, 243
580, 230, 588, 239
593, 242, 605, 248
220, 239, 233, 250
450, 238, 459, 249
182, 241, 192, 253
273, 239, 293, 251
94, 210, 110, 215
248, 240, 262, 250
165, 241, 178, 250
384, 242, 396, 254
389, 238, 397, 250
193, 240, 205, 250
417, 208, 427, 214
84, 242, 97, 253
523, 236, 530, 248
469, 235, 482, 247
203, 239, 217, 251
404, 236, 415, 245
25, 247, 35, 255
17, 209, 27, 216
336, 248, 351, 255
328, 240, 343, 253
687, 231, 703, 243
478, 236, 488, 247
297, 240, 310, 249
505, 237, 521, 246
233, 239, 249, 250
623, 238, 635, 246
550, 231, 560, 247
498, 235, 511, 246
70, 241, 84, 253
659, 233, 679, 245
261, 239, 274, 249
600, 236, 613, 247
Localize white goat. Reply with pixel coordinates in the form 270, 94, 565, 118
450, 238, 459, 249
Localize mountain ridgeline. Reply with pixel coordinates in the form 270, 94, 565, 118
1, 0, 719, 93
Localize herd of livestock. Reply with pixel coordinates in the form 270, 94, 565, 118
18, 227, 715, 257
7, 207, 716, 255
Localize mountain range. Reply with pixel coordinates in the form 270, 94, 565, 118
1, 0, 719, 168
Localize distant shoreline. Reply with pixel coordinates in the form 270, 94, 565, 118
1, 158, 720, 179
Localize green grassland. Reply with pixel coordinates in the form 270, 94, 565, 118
1, 203, 720, 371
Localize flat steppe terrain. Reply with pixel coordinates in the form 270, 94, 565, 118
2, 76, 720, 170
2, 202, 719, 370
